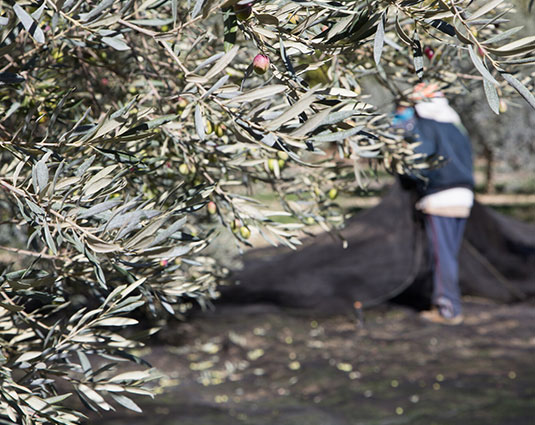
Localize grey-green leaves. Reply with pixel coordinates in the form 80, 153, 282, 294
412, 31, 424, 80
13, 4, 45, 44
468, 45, 499, 85
374, 13, 386, 65
34, 153, 50, 195
501, 73, 535, 110
101, 35, 130, 51
223, 6, 238, 53
195, 103, 206, 140
483, 79, 500, 114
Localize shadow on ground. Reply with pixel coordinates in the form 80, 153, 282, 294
89, 300, 535, 425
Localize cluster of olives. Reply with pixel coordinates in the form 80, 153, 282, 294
231, 218, 251, 239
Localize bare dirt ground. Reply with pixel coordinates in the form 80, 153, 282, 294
91, 299, 535, 425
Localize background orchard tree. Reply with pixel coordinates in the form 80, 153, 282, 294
447, 0, 535, 193
0, 0, 534, 423
451, 88, 535, 193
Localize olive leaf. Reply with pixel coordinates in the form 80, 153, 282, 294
102, 35, 130, 51
13, 4, 45, 44
483, 79, 500, 114
195, 103, 206, 140
411, 31, 424, 80
223, 7, 238, 53
374, 13, 386, 65
468, 0, 506, 21
192, 0, 205, 18
468, 45, 499, 85
501, 73, 535, 110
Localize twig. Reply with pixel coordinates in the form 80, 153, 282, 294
0, 245, 66, 261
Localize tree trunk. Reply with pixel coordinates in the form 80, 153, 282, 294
483, 144, 495, 194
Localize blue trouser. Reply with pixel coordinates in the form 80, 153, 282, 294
424, 215, 467, 318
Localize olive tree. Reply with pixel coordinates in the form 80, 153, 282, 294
0, 0, 534, 423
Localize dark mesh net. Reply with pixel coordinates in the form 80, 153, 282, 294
220, 183, 535, 314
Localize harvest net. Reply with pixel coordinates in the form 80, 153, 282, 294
222, 183, 535, 314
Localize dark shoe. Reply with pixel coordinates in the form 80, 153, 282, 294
420, 309, 463, 326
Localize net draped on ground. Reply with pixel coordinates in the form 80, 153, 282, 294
221, 184, 535, 314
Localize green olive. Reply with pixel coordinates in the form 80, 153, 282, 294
178, 163, 190, 175
328, 188, 338, 200
240, 226, 251, 239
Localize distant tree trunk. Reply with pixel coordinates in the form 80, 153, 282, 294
482, 144, 495, 194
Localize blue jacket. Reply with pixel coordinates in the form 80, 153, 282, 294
395, 111, 474, 196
